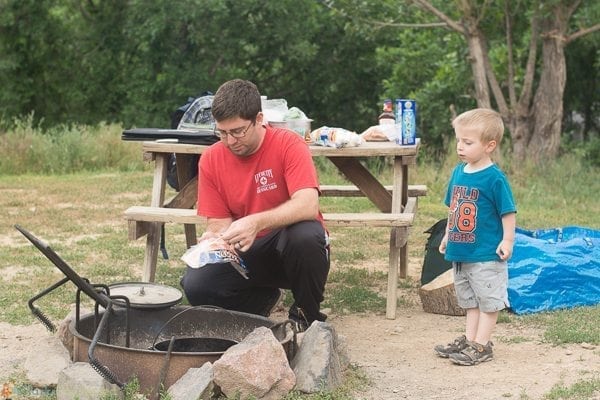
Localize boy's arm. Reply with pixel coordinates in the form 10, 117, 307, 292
438, 215, 450, 254
496, 212, 516, 260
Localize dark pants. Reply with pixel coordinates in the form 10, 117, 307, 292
180, 220, 330, 323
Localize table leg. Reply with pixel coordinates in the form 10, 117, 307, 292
174, 154, 198, 247
142, 153, 168, 282
386, 229, 400, 319
386, 157, 408, 319
143, 223, 162, 282
398, 162, 409, 279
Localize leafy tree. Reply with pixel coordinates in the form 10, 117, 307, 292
408, 0, 600, 162
0, 0, 77, 126
74, 0, 386, 131
562, 22, 599, 142
325, 0, 600, 162
1, 0, 596, 164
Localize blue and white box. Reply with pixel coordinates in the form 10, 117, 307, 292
394, 99, 417, 146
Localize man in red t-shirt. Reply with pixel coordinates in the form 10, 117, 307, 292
180, 79, 329, 330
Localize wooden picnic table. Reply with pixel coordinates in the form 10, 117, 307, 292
126, 139, 422, 319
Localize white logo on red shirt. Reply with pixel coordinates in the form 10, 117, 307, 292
255, 169, 277, 193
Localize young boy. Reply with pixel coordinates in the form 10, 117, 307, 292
434, 108, 517, 366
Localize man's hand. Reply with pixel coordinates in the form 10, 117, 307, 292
198, 230, 221, 242
220, 215, 259, 252
217, 187, 319, 252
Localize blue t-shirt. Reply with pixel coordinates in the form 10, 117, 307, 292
443, 163, 516, 263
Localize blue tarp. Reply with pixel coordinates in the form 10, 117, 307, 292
507, 226, 600, 314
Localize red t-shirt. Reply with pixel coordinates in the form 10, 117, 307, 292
198, 125, 323, 237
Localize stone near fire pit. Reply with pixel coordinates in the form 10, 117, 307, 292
167, 362, 214, 400
56, 362, 121, 400
57, 305, 91, 360
291, 321, 349, 393
213, 326, 295, 400
24, 334, 71, 387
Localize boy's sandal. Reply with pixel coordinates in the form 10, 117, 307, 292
449, 341, 493, 366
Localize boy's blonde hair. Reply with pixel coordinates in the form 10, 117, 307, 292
452, 108, 504, 144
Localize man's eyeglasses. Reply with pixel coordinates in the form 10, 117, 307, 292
214, 121, 255, 139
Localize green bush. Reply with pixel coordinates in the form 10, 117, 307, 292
0, 116, 145, 175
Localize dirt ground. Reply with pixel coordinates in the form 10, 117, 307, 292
287, 258, 598, 400
1, 308, 598, 400
1, 262, 598, 400
326, 260, 600, 400
331, 309, 599, 400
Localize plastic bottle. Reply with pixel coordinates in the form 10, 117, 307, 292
378, 99, 395, 125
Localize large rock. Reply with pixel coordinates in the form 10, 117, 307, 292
213, 326, 295, 400
56, 305, 92, 360
167, 362, 214, 400
56, 362, 121, 400
24, 334, 71, 387
291, 321, 348, 393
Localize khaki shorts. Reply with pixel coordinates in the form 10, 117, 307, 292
453, 261, 509, 313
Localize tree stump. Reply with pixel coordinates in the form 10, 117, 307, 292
418, 269, 466, 316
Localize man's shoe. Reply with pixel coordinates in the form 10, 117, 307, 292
434, 335, 468, 358
260, 288, 285, 317
449, 341, 494, 366
288, 304, 309, 332
288, 304, 327, 332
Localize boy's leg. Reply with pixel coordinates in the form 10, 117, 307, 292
465, 308, 480, 341
448, 261, 508, 365
468, 260, 508, 344
458, 261, 508, 340
434, 262, 477, 357
475, 310, 499, 344
434, 307, 481, 358
447, 309, 498, 365
454, 262, 480, 342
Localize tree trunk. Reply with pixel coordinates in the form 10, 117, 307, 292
512, 110, 533, 161
466, 31, 491, 109
412, 0, 595, 163
453, 0, 491, 108
527, 12, 568, 162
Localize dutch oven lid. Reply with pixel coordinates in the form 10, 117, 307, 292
108, 282, 183, 309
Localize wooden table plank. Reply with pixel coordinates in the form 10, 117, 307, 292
141, 140, 419, 157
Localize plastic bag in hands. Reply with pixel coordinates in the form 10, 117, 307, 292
181, 237, 249, 279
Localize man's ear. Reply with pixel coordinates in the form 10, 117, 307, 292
256, 112, 264, 125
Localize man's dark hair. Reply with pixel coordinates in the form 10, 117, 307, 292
211, 79, 262, 122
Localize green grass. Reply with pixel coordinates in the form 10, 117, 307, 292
526, 307, 600, 345
543, 378, 600, 400
1, 123, 599, 398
